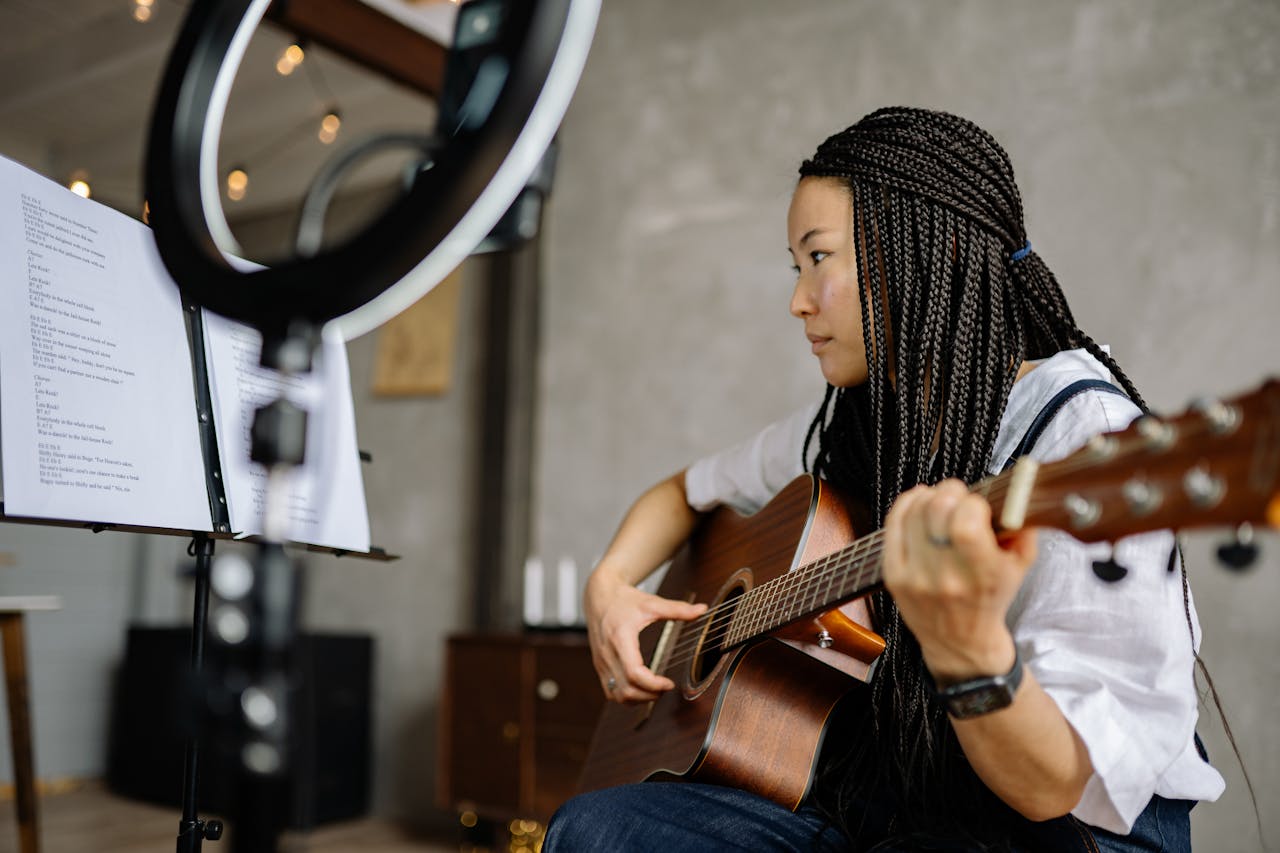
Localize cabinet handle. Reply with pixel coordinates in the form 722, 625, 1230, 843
536, 678, 560, 701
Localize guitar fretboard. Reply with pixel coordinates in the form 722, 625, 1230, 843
721, 473, 1010, 647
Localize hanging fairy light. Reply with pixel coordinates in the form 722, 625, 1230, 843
275, 42, 305, 76
67, 170, 91, 198
318, 110, 341, 145
226, 167, 249, 202
132, 0, 154, 23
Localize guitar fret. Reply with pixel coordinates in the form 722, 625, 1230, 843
728, 520, 892, 646
808, 555, 829, 614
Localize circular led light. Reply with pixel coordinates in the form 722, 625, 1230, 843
146, 0, 600, 341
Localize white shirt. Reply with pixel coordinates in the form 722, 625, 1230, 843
684, 349, 1225, 834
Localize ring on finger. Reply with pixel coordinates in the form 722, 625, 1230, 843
606, 676, 618, 691
927, 532, 952, 548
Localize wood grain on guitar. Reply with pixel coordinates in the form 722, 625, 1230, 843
578, 380, 1280, 810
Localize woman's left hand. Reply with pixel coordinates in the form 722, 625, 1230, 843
882, 479, 1039, 683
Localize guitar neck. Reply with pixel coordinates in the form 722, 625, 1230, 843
721, 378, 1280, 649
721, 470, 1020, 647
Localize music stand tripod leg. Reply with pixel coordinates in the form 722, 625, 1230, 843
176, 534, 223, 852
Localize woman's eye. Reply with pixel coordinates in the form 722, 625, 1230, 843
790, 264, 801, 275
810, 250, 830, 264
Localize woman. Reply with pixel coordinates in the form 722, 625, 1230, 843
545, 107, 1223, 851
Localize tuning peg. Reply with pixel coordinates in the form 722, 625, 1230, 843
1092, 554, 1129, 582
1190, 397, 1242, 435
1216, 523, 1259, 571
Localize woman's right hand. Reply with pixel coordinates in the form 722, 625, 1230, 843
584, 563, 707, 703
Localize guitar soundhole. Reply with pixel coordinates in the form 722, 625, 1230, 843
691, 582, 745, 683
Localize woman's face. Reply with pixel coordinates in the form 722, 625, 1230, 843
787, 176, 869, 388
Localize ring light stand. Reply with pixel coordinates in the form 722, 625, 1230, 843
144, 1, 599, 849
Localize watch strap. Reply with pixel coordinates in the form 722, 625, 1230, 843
923, 645, 1024, 720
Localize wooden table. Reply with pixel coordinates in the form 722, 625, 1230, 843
0, 596, 61, 853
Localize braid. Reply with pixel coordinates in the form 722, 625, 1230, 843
799, 107, 1145, 848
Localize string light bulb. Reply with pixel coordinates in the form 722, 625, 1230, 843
68, 170, 91, 198
275, 43, 305, 76
226, 168, 249, 202
133, 0, 153, 22
318, 110, 341, 144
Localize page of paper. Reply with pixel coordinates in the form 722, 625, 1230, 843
0, 155, 213, 531
202, 310, 371, 552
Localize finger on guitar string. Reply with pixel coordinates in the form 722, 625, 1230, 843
601, 588, 707, 702
916, 480, 967, 555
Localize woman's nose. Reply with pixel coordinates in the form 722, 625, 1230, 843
790, 276, 816, 318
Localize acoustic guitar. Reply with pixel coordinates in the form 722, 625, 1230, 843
577, 380, 1280, 809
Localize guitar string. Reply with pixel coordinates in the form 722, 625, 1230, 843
661, 535, 889, 669
655, 466, 1079, 668
657, 470, 1170, 673
656, 415, 1223, 673
657, 468, 1096, 667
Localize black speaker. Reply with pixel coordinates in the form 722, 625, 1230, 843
106, 625, 373, 828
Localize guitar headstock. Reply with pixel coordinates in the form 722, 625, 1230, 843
1004, 379, 1280, 543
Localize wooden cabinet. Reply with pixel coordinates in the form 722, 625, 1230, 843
439, 632, 603, 823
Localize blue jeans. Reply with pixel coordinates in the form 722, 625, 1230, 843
545, 783, 847, 852
1085, 794, 1193, 853
543, 782, 1193, 852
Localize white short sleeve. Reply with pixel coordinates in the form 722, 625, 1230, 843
684, 401, 822, 515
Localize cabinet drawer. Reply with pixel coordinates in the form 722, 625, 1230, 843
534, 643, 604, 732
532, 734, 594, 819
440, 639, 522, 812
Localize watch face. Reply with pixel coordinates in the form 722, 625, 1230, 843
947, 684, 1016, 719
927, 652, 1024, 719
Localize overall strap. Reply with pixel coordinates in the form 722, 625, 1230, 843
1001, 378, 1127, 472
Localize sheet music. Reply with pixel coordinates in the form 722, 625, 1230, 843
201, 310, 371, 552
0, 155, 213, 530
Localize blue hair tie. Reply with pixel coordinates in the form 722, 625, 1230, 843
1010, 240, 1032, 262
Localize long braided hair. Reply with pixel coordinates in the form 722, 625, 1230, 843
798, 107, 1146, 847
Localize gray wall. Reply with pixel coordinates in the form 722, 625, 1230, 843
535, 1, 1279, 850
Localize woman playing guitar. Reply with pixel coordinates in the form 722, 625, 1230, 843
545, 107, 1224, 851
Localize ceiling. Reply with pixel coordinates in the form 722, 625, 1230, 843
0, 0, 456, 231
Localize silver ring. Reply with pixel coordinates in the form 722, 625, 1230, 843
606, 676, 617, 691
927, 533, 952, 548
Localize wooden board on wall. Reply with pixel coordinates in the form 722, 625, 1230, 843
371, 267, 462, 397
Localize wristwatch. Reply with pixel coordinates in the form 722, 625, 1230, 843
924, 646, 1024, 719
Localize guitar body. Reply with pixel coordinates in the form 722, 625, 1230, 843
577, 475, 885, 809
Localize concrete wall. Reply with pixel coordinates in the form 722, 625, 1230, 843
535, 1, 1279, 849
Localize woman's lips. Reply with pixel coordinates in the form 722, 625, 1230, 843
808, 335, 831, 354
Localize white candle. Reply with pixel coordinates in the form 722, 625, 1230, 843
523, 555, 544, 627
557, 555, 578, 626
